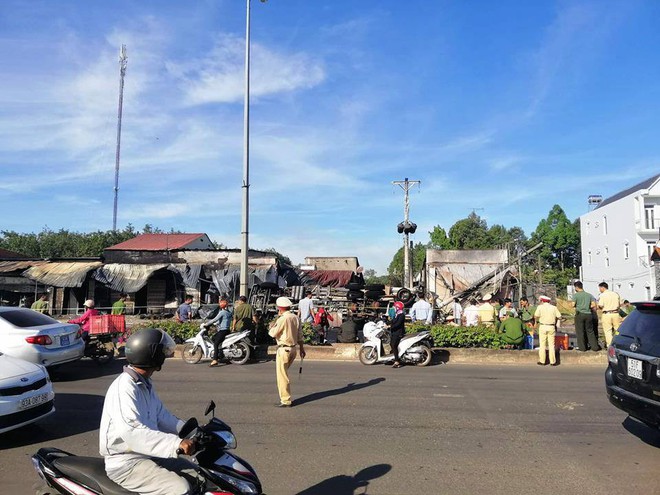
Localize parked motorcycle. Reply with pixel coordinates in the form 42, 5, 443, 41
31, 401, 263, 495
181, 324, 252, 365
358, 320, 433, 366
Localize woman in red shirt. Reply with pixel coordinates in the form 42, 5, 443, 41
313, 306, 334, 345
68, 299, 99, 341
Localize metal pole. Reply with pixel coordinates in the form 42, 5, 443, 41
240, 1, 251, 297
392, 178, 420, 289
113, 45, 128, 232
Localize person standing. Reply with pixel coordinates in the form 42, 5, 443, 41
68, 299, 99, 341
463, 300, 480, 327
112, 293, 128, 315
597, 282, 622, 347
571, 281, 599, 352
205, 299, 232, 367
31, 294, 48, 313
99, 328, 201, 494
269, 297, 305, 407
478, 295, 496, 327
297, 291, 315, 325
410, 294, 433, 324
620, 300, 634, 318
534, 295, 562, 366
176, 295, 193, 323
453, 298, 463, 325
313, 306, 333, 344
519, 297, 536, 348
388, 301, 406, 368
231, 295, 257, 343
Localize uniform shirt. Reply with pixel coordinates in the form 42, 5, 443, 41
410, 299, 433, 324
598, 290, 621, 312
111, 300, 126, 315
298, 297, 315, 323
176, 302, 192, 322
464, 304, 479, 326
31, 299, 48, 313
500, 317, 525, 343
534, 302, 561, 326
478, 303, 496, 323
571, 291, 593, 315
207, 308, 232, 331
100, 366, 184, 479
269, 311, 302, 346
519, 304, 536, 323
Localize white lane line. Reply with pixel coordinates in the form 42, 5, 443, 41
433, 393, 465, 398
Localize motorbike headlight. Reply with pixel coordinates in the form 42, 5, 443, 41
214, 430, 237, 449
213, 471, 258, 494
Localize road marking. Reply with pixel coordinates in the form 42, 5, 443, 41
433, 393, 464, 398
556, 401, 584, 410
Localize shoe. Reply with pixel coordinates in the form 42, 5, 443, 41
275, 403, 292, 408
550, 363, 559, 366
392, 362, 401, 368
209, 361, 219, 367
537, 362, 546, 366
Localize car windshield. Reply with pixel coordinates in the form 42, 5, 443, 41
618, 308, 660, 345
0, 310, 58, 328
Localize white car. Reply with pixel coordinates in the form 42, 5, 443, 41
0, 352, 55, 434
0, 308, 84, 368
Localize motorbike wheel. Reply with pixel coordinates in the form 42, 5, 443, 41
92, 343, 114, 365
417, 344, 433, 367
182, 343, 203, 364
358, 346, 378, 365
228, 341, 250, 365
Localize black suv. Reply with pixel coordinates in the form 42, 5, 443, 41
605, 301, 660, 430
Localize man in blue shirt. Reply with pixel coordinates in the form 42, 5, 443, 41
176, 296, 193, 323
205, 299, 232, 367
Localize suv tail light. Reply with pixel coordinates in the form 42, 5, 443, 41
607, 345, 618, 365
25, 335, 53, 346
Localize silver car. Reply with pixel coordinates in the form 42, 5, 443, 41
0, 308, 84, 368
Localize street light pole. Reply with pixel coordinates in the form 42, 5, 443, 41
240, 0, 253, 298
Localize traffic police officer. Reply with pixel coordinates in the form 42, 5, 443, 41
597, 282, 621, 347
269, 297, 306, 407
534, 295, 562, 366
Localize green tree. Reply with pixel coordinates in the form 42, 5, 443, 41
530, 205, 580, 271
447, 212, 491, 249
428, 226, 452, 249
262, 248, 292, 266
387, 242, 426, 286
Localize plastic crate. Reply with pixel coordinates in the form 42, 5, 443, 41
89, 315, 126, 335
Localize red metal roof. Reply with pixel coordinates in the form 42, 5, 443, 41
0, 248, 27, 258
105, 233, 209, 251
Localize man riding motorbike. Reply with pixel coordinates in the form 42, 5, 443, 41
99, 328, 203, 495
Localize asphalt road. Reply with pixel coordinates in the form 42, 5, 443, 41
1, 357, 659, 495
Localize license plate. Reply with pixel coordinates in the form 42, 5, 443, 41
60, 334, 70, 346
627, 358, 643, 380
19, 393, 49, 411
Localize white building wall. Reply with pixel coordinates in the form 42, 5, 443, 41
580, 184, 658, 302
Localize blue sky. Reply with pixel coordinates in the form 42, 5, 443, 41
1, 0, 659, 273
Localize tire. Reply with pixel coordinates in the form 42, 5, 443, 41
365, 284, 385, 291
182, 343, 203, 364
92, 342, 114, 365
417, 344, 432, 367
396, 288, 413, 303
358, 346, 378, 365
228, 341, 251, 365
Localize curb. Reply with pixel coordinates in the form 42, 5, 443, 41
174, 343, 607, 366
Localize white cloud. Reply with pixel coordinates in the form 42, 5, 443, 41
169, 34, 326, 105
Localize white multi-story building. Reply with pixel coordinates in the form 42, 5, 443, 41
579, 173, 660, 301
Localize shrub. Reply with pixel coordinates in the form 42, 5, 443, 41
406, 323, 507, 349
130, 320, 200, 343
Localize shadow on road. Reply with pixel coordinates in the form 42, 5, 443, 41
49, 358, 125, 382
622, 417, 660, 448
294, 377, 385, 406
295, 463, 391, 495
0, 393, 104, 449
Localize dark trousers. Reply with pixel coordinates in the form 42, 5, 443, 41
575, 313, 599, 351
390, 330, 403, 362
212, 330, 229, 360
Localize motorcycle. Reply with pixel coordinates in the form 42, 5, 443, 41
83, 333, 116, 365
358, 320, 433, 366
31, 401, 263, 495
181, 324, 252, 365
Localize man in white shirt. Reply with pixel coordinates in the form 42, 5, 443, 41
453, 298, 463, 325
297, 291, 315, 324
410, 294, 433, 324
463, 300, 480, 327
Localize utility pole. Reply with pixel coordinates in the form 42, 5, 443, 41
393, 178, 420, 289
112, 44, 128, 232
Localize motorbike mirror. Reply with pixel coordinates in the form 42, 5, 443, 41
179, 417, 198, 439
204, 400, 216, 417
